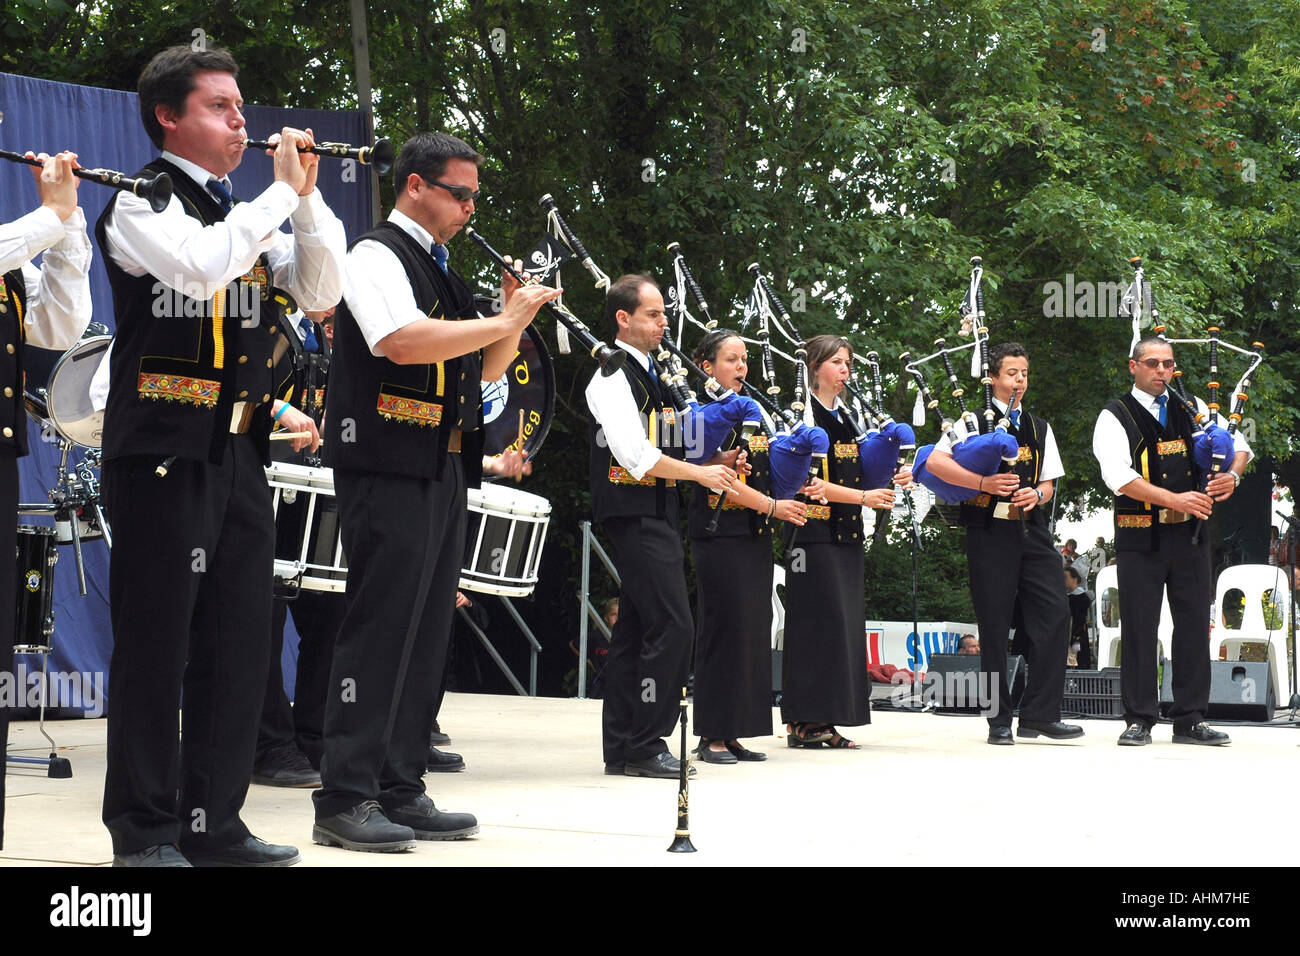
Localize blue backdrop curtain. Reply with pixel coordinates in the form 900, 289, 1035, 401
0, 71, 375, 713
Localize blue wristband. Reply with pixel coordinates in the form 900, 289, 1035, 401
273, 403, 290, 424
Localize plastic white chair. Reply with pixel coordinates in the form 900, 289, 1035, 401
1212, 563, 1291, 706
1095, 563, 1175, 667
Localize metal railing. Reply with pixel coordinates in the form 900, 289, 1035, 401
577, 520, 620, 700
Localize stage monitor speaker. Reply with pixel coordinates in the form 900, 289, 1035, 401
925, 653, 1026, 715
1159, 660, 1275, 722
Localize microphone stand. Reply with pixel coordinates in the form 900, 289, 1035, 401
1279, 511, 1300, 713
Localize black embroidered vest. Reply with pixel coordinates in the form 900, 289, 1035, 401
588, 356, 685, 524
95, 158, 286, 464
323, 222, 482, 482
1104, 392, 1198, 551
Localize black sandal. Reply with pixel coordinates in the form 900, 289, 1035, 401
786, 723, 833, 748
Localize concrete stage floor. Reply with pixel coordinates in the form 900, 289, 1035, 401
3, 692, 1297, 867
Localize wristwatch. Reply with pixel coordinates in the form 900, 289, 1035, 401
1231, 471, 1242, 487
1035, 488, 1044, 503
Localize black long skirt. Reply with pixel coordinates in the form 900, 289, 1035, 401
780, 541, 870, 727
690, 534, 774, 740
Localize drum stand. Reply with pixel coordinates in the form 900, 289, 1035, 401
7, 442, 109, 779
19, 442, 112, 595
6, 645, 74, 779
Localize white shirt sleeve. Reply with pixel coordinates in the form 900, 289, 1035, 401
4, 207, 93, 350
1039, 421, 1064, 483
343, 239, 431, 356
103, 182, 344, 310
1093, 407, 1141, 494
585, 370, 662, 480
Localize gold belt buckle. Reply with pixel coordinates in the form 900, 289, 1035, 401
1160, 509, 1191, 524
447, 428, 462, 454
229, 401, 256, 434
992, 502, 1021, 520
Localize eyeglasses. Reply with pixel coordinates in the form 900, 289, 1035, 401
422, 177, 480, 202
1136, 358, 1177, 370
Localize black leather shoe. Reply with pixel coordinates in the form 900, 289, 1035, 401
313, 800, 417, 852
725, 741, 767, 761
695, 739, 738, 764
604, 763, 625, 775
426, 746, 466, 772
624, 752, 696, 778
1173, 722, 1231, 746
112, 844, 191, 867
185, 835, 301, 867
430, 722, 452, 747
1117, 723, 1152, 746
252, 745, 322, 788
987, 726, 1014, 745
1017, 720, 1084, 740
382, 793, 479, 840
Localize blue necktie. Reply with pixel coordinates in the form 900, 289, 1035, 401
1156, 393, 1168, 428
207, 177, 235, 213
299, 316, 319, 353
1009, 409, 1021, 429
432, 243, 449, 273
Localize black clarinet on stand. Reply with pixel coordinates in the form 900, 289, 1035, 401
667, 687, 697, 853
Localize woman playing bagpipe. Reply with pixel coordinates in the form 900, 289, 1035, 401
686, 329, 808, 764
781, 334, 911, 749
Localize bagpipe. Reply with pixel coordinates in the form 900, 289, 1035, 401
906, 257, 1022, 504
1120, 256, 1266, 543
516, 196, 762, 466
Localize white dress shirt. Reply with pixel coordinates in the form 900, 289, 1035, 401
0, 204, 92, 350
343, 209, 441, 356
585, 339, 663, 481
90, 150, 346, 410
1092, 386, 1253, 494
934, 396, 1064, 482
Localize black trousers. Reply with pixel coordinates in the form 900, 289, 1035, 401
0, 448, 16, 851
313, 458, 466, 819
967, 518, 1069, 728
101, 438, 272, 855
1117, 521, 1210, 729
258, 590, 344, 768
600, 515, 694, 764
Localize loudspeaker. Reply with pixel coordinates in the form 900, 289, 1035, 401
1159, 660, 1276, 722
925, 653, 1026, 715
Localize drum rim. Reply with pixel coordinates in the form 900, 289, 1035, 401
45, 334, 112, 448
466, 483, 552, 513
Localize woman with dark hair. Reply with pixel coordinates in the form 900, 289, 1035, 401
781, 335, 907, 749
688, 329, 807, 763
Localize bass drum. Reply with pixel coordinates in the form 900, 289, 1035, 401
480, 323, 554, 463
45, 334, 112, 448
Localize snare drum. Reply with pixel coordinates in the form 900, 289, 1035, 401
266, 462, 347, 592
459, 484, 552, 597
14, 525, 57, 652
45, 335, 112, 448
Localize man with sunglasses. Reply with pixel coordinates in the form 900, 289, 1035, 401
312, 132, 560, 851
1093, 335, 1251, 747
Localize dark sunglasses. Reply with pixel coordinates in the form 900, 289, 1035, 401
422, 177, 480, 202
1136, 358, 1177, 370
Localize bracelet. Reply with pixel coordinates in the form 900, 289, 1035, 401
978, 476, 984, 492
768, 497, 776, 519
860, 489, 868, 506
273, 402, 290, 424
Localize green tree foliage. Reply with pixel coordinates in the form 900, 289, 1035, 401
6, 1, 1294, 692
